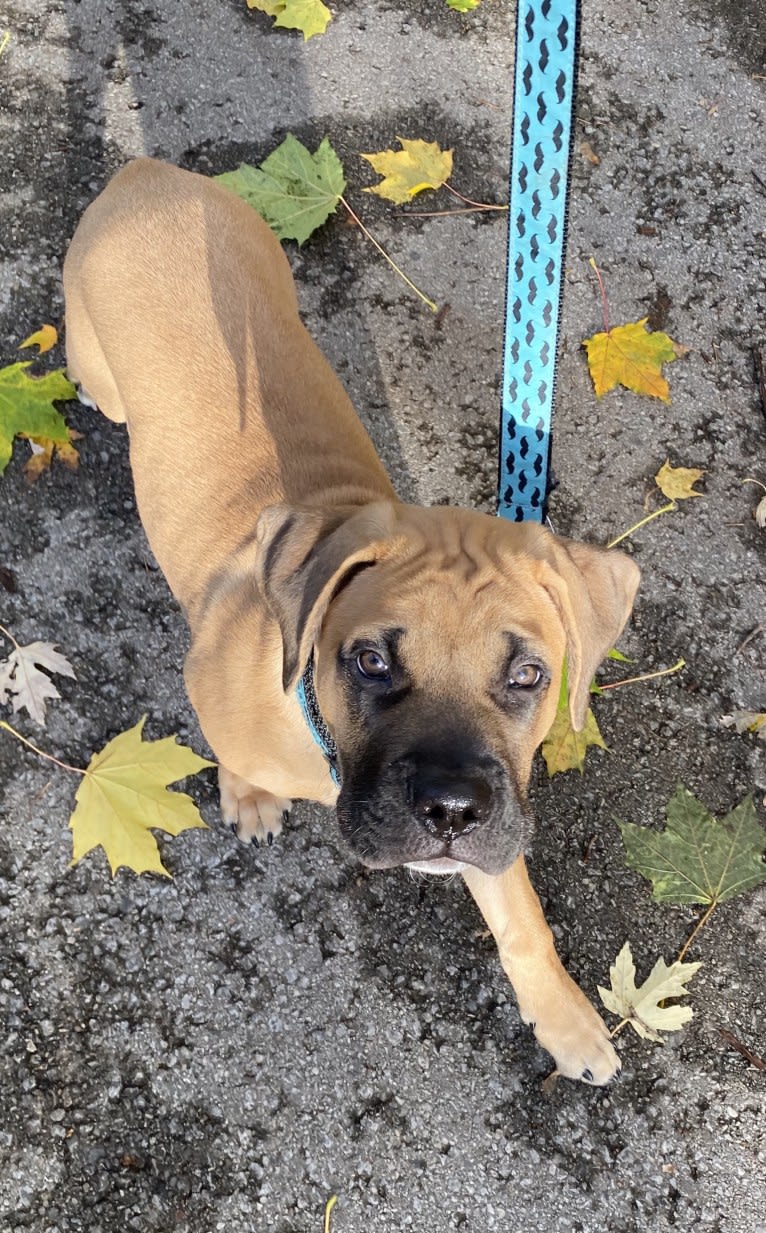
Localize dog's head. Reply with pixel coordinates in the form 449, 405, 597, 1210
256, 501, 639, 875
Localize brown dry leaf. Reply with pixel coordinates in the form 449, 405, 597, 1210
23, 432, 82, 483
579, 140, 600, 166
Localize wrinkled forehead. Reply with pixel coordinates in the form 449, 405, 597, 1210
326, 538, 565, 666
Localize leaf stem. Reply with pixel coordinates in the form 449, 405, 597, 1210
339, 195, 438, 313
599, 658, 685, 692
0, 719, 85, 776
610, 1018, 630, 1038
588, 256, 610, 334
606, 502, 677, 548
0, 621, 19, 651
0, 31, 9, 59
397, 205, 506, 218
677, 900, 717, 962
443, 182, 508, 211
324, 1195, 338, 1233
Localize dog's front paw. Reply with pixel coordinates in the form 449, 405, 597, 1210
219, 766, 291, 848
520, 974, 621, 1086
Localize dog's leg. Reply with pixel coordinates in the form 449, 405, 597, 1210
219, 766, 291, 848
463, 856, 620, 1085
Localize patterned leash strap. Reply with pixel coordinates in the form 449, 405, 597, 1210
498, 0, 580, 523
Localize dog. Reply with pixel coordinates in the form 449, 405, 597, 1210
63, 158, 639, 1084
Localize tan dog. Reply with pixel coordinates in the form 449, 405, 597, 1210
63, 158, 639, 1085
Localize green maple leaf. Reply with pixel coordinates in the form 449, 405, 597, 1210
446, 0, 480, 10
0, 362, 75, 474
247, 0, 331, 39
69, 716, 214, 877
619, 785, 766, 906
216, 135, 346, 245
597, 941, 701, 1043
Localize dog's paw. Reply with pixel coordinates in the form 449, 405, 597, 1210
219, 766, 291, 848
520, 977, 621, 1086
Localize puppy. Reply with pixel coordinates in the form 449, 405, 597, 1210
63, 158, 639, 1084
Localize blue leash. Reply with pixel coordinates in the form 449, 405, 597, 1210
298, 0, 581, 779
498, 0, 580, 523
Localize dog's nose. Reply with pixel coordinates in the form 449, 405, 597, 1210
412, 769, 492, 839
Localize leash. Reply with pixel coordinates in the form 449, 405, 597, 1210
497, 0, 580, 523
297, 1, 581, 777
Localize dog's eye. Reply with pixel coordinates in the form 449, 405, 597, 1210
508, 663, 542, 689
356, 649, 390, 680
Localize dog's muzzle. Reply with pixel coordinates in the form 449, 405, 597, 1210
336, 748, 529, 876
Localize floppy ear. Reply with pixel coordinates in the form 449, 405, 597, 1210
255, 500, 397, 691
538, 538, 640, 731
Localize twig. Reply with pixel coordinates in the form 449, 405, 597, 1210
677, 901, 717, 962
598, 658, 685, 692
718, 1028, 766, 1070
752, 170, 766, 197
735, 624, 764, 656
0, 30, 10, 59
339, 196, 437, 313
607, 502, 676, 548
0, 720, 85, 777
752, 347, 766, 426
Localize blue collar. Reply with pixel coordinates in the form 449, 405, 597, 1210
296, 653, 340, 786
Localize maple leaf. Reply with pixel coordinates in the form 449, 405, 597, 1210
0, 361, 76, 475
361, 138, 454, 205
19, 324, 58, 354
246, 0, 330, 38
597, 941, 701, 1042
619, 785, 766, 906
583, 318, 680, 401
446, 0, 480, 11
655, 459, 704, 501
541, 663, 607, 776
69, 717, 214, 877
22, 433, 81, 483
216, 135, 345, 245
0, 631, 76, 726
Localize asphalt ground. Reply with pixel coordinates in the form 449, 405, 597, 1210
0, 0, 765, 1230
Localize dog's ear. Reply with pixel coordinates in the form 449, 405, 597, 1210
538, 538, 640, 731
255, 501, 397, 691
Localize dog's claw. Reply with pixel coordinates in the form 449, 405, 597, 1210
251, 836, 260, 848
267, 832, 274, 846
282, 810, 289, 825
229, 822, 238, 836
581, 1068, 594, 1083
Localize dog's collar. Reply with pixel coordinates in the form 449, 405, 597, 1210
296, 653, 340, 786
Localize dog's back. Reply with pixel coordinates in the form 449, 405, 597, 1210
63, 158, 392, 615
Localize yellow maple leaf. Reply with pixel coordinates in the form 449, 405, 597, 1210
69, 717, 214, 877
583, 318, 679, 401
19, 324, 58, 354
655, 459, 704, 501
542, 702, 607, 776
361, 138, 454, 205
247, 0, 331, 39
